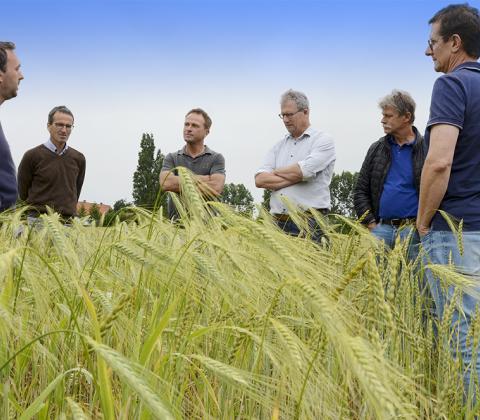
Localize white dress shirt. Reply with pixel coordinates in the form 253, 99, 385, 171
43, 138, 68, 155
256, 126, 336, 214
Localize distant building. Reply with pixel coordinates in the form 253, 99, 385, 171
77, 200, 111, 216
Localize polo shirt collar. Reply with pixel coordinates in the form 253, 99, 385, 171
178, 144, 212, 157
387, 135, 415, 146
452, 61, 480, 73
43, 138, 69, 155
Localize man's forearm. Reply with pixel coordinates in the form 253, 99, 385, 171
160, 173, 181, 193
195, 175, 224, 196
353, 190, 375, 224
417, 160, 451, 232
273, 163, 303, 183
255, 172, 294, 191
416, 124, 458, 234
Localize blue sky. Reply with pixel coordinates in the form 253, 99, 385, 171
3, 0, 479, 204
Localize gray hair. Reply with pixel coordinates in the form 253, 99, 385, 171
280, 89, 309, 110
48, 105, 74, 124
378, 89, 416, 123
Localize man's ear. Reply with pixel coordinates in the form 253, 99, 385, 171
451, 33, 462, 53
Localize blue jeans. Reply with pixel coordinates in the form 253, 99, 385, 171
422, 230, 480, 398
276, 217, 324, 243
371, 223, 420, 263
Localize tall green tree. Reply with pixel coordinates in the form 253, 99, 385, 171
132, 133, 166, 210
329, 171, 359, 217
104, 199, 135, 226
78, 204, 87, 218
220, 183, 254, 215
89, 203, 101, 223
112, 199, 131, 212
261, 189, 272, 211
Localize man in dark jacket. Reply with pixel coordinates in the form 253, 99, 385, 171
354, 90, 426, 259
0, 41, 23, 212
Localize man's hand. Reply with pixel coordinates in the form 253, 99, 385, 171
160, 170, 180, 193
196, 173, 225, 197
416, 223, 430, 237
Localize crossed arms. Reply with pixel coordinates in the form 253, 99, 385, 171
255, 135, 335, 191
160, 171, 225, 196
255, 164, 303, 190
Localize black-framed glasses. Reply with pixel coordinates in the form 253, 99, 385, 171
428, 36, 444, 50
53, 122, 74, 130
278, 109, 304, 120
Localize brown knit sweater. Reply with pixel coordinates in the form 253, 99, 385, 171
18, 145, 86, 217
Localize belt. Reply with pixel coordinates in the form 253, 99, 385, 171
379, 217, 416, 227
273, 209, 328, 222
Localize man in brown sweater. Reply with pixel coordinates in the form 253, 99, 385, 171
18, 106, 86, 218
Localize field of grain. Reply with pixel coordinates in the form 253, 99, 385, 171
0, 174, 477, 419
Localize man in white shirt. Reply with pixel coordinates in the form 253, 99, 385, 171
255, 89, 336, 241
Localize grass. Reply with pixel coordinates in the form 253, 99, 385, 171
0, 173, 478, 418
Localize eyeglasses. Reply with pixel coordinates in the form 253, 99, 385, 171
52, 122, 74, 130
278, 109, 304, 120
428, 34, 449, 51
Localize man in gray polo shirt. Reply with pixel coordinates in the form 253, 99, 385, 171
160, 108, 225, 219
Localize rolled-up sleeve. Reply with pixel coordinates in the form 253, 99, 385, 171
255, 144, 278, 176
297, 134, 335, 180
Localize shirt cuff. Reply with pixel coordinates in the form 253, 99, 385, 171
297, 161, 313, 181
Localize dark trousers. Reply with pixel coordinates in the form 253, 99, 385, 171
275, 216, 324, 243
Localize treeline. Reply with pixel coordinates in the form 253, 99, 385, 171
84, 133, 358, 223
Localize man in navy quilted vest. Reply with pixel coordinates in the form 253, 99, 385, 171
353, 89, 426, 261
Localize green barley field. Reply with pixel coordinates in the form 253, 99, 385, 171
0, 173, 478, 419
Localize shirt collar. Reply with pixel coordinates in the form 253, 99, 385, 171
452, 61, 480, 73
178, 144, 212, 157
387, 127, 419, 147
286, 125, 313, 141
43, 138, 68, 155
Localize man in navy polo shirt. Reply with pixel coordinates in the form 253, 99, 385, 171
417, 3, 480, 400
0, 41, 23, 212
354, 90, 425, 260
